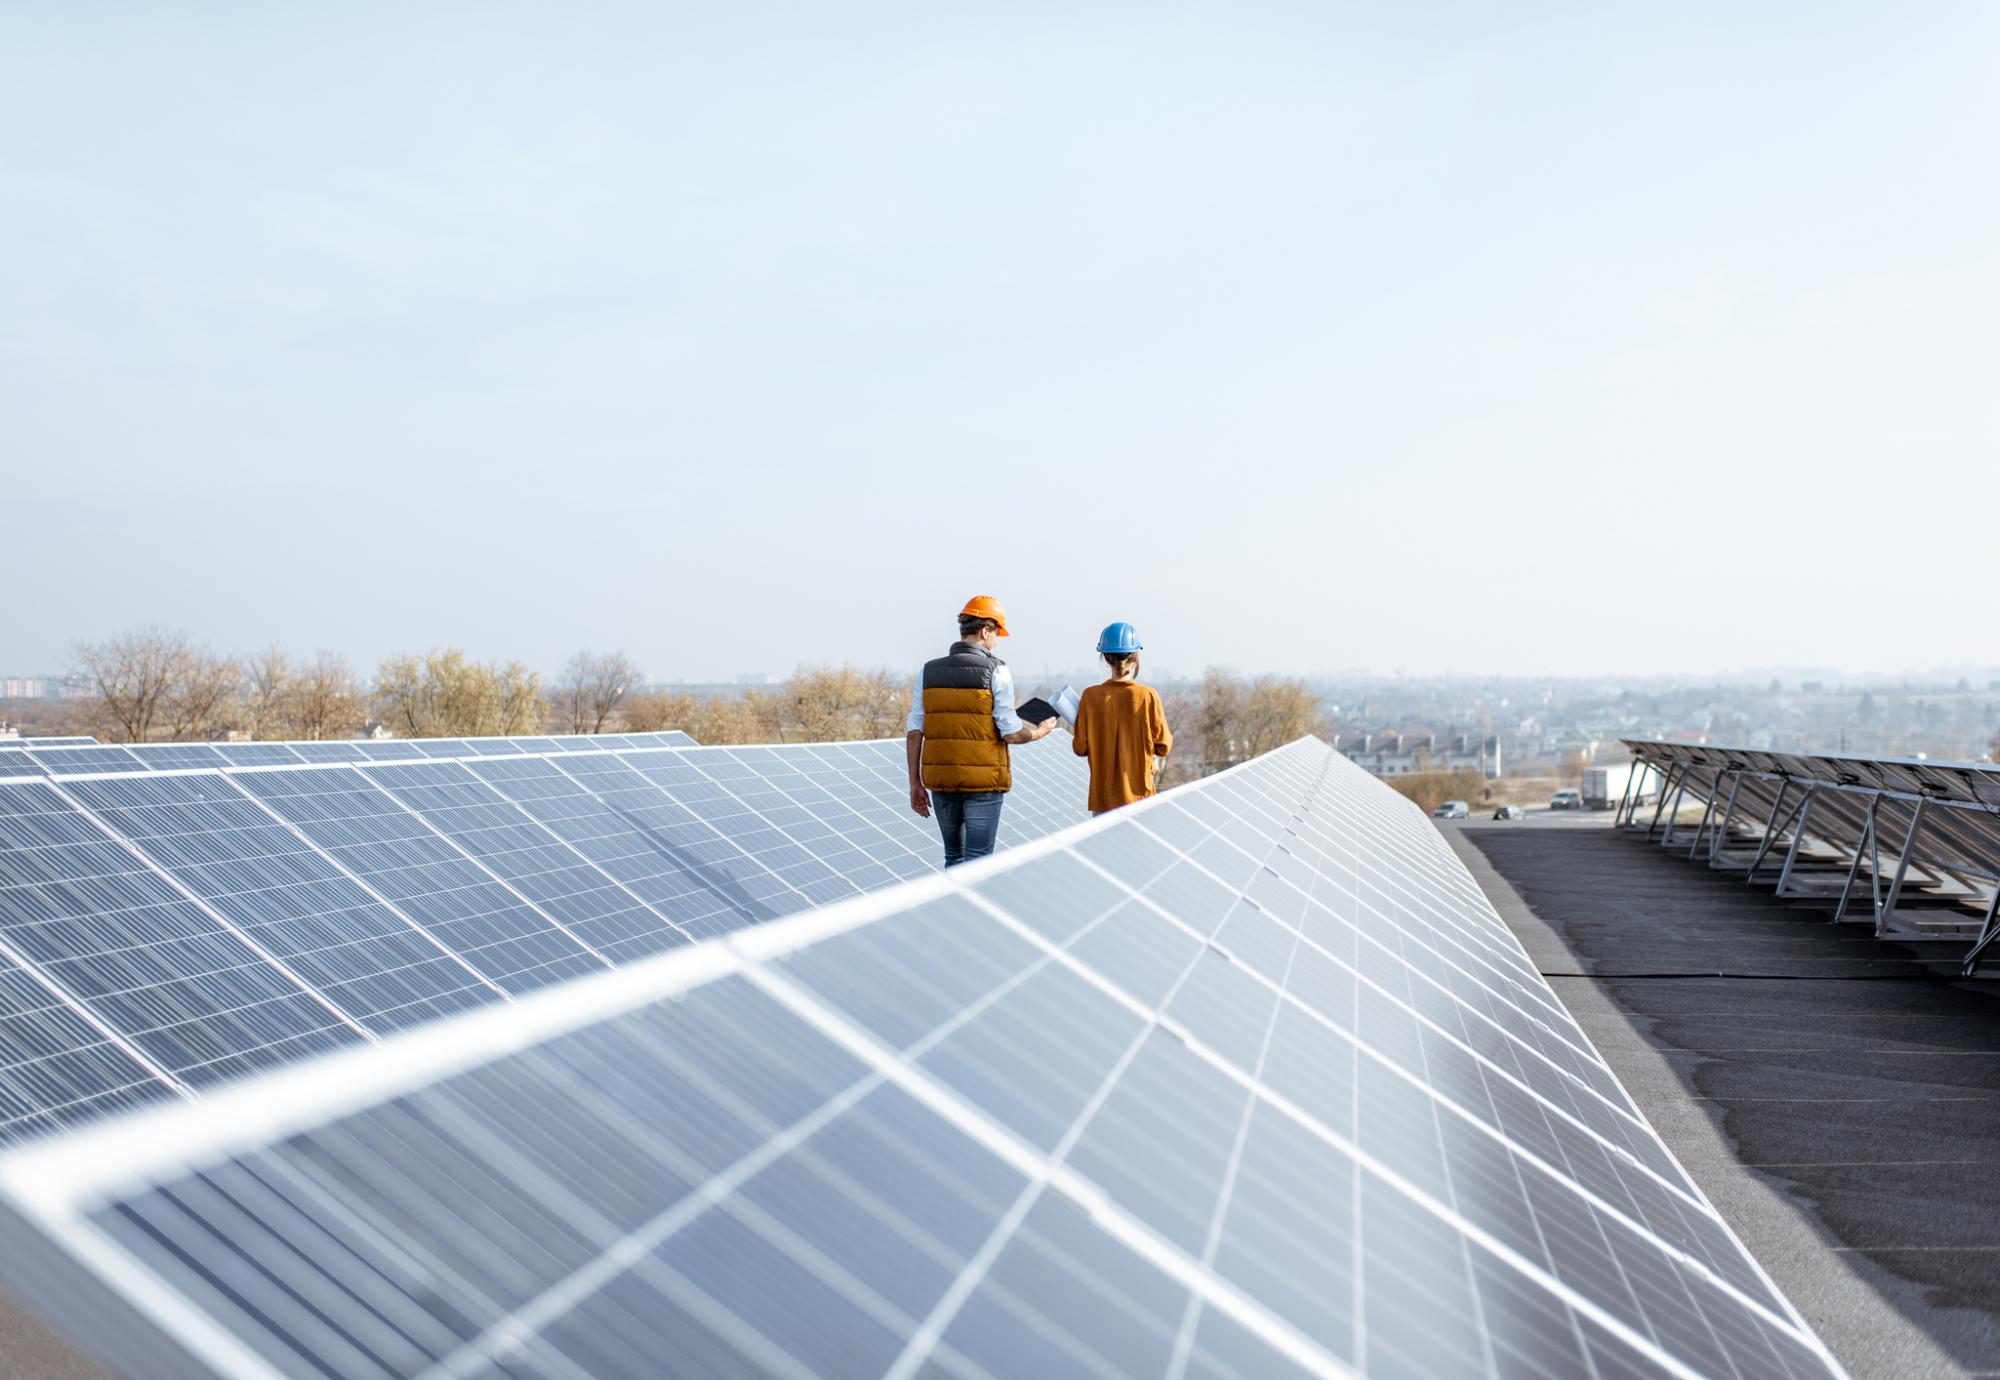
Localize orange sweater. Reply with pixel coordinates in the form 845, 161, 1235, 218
1072, 680, 1173, 813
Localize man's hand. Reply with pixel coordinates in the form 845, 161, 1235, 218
1035, 717, 1060, 739
910, 784, 932, 818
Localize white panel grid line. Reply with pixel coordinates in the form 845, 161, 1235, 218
228, 770, 648, 988
1162, 787, 1320, 1380
54, 783, 516, 1027
1125, 811, 1655, 1156
765, 840, 1802, 1380
1262, 806, 1583, 1036
959, 857, 1793, 1347
593, 754, 855, 913
0, 740, 1848, 1380
1209, 789, 1613, 1071
531, 757, 799, 918
411, 881, 1118, 1380
345, 770, 623, 977
1207, 787, 1576, 1029
36, 779, 380, 1048
223, 784, 516, 1006
0, 926, 192, 1106
359, 766, 698, 942
379, 761, 706, 949
0, 750, 1263, 1369
741, 963, 1359, 1380
874, 793, 1320, 1380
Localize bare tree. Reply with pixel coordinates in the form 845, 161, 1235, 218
373, 654, 434, 738
494, 661, 546, 736
1183, 669, 1325, 778
71, 626, 240, 743
782, 667, 909, 742
287, 653, 367, 740
162, 647, 241, 741
1194, 669, 1248, 775
618, 690, 684, 734
244, 645, 294, 740
620, 668, 910, 746
70, 625, 185, 742
374, 649, 545, 737
1239, 677, 1326, 756
553, 651, 639, 734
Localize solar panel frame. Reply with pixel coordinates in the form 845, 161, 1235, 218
0, 740, 1848, 1380
0, 735, 1089, 1148
0, 779, 372, 1103
56, 773, 509, 1035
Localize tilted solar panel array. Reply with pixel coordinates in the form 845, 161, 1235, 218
0, 735, 1089, 1145
0, 738, 1844, 1380
0, 730, 700, 779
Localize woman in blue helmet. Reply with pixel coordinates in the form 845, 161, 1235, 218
1071, 622, 1174, 815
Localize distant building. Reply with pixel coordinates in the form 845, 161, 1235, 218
0, 677, 46, 699
1335, 733, 1501, 779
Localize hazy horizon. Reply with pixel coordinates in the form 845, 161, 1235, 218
7, 4, 1996, 683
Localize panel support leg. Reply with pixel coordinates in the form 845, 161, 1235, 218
1687, 777, 1719, 858
1743, 781, 1794, 877
1775, 793, 1814, 896
1832, 796, 1879, 924
1962, 885, 2000, 978
1614, 766, 1638, 827
1662, 771, 1694, 848
1710, 771, 1744, 863
1877, 799, 1929, 940
1645, 764, 1682, 838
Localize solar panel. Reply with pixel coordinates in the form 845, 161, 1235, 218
1621, 738, 2000, 972
0, 739, 1845, 1380
59, 773, 503, 1034
0, 781, 368, 1095
0, 737, 1090, 1145
23, 745, 143, 775
229, 768, 614, 995
4, 732, 700, 775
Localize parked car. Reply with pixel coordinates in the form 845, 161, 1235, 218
1550, 788, 1583, 810
1432, 800, 1470, 819
1492, 804, 1525, 820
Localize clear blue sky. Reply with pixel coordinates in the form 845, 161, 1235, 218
5, 3, 1995, 685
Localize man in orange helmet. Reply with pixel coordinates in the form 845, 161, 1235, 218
905, 595, 1060, 866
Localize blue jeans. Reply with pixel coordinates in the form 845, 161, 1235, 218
932, 791, 1004, 867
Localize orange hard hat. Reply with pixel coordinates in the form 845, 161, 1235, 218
958, 594, 1010, 636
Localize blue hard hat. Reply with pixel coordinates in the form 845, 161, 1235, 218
1096, 621, 1143, 654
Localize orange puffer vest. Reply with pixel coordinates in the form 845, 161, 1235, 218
919, 642, 1012, 793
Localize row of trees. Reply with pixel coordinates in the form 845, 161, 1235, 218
60, 629, 918, 745
59, 627, 1331, 785
67, 627, 564, 743
621, 667, 909, 745
1165, 671, 1330, 783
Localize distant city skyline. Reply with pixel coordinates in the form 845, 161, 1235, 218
6, 4, 1996, 680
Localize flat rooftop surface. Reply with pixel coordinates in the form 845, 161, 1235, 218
1451, 812, 2000, 1380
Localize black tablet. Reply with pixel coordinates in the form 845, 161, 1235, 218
1016, 696, 1060, 725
